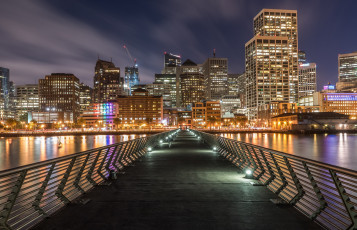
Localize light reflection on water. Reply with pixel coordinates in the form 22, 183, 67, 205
0, 135, 145, 171
221, 133, 357, 171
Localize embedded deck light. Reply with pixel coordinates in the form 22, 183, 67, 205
160, 140, 163, 144
213, 147, 217, 151
148, 147, 152, 152
245, 168, 254, 179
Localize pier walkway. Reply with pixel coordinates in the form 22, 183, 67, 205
34, 130, 319, 230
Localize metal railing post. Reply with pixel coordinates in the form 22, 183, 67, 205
33, 163, 56, 216
0, 170, 27, 230
302, 162, 327, 220
269, 152, 287, 194
56, 157, 77, 204
258, 149, 275, 185
283, 157, 304, 205
329, 169, 357, 229
86, 149, 102, 186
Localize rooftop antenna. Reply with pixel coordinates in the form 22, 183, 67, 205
213, 48, 216, 57
97, 54, 100, 60
110, 57, 112, 62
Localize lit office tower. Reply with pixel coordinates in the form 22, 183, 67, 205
164, 52, 181, 73
337, 51, 357, 91
298, 63, 317, 98
93, 59, 124, 103
245, 9, 298, 119
154, 74, 177, 107
202, 57, 228, 100
0, 67, 10, 119
227, 74, 240, 96
178, 59, 205, 108
124, 64, 139, 95
39, 73, 80, 118
79, 83, 92, 113
298, 50, 306, 64
15, 84, 39, 119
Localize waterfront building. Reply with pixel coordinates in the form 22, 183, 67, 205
298, 63, 317, 98
93, 59, 124, 103
28, 111, 74, 124
39, 73, 80, 119
220, 95, 242, 116
202, 57, 228, 100
117, 88, 163, 127
337, 51, 357, 92
163, 108, 178, 127
192, 101, 221, 128
178, 59, 205, 108
258, 102, 320, 126
146, 83, 172, 107
271, 112, 356, 131
154, 73, 177, 107
245, 9, 299, 119
80, 102, 118, 128
15, 84, 39, 120
0, 67, 10, 120
79, 83, 92, 113
124, 65, 139, 95
177, 110, 192, 128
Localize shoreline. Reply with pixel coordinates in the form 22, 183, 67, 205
1, 129, 357, 137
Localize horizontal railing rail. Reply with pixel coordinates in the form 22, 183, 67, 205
191, 129, 357, 230
0, 129, 179, 230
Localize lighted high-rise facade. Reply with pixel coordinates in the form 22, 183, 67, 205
146, 83, 172, 107
164, 52, 181, 71
79, 83, 92, 113
245, 9, 298, 119
227, 74, 240, 96
154, 74, 177, 107
124, 65, 139, 95
178, 59, 205, 108
202, 58, 228, 100
298, 63, 317, 98
39, 73, 80, 119
93, 59, 124, 103
0, 67, 10, 119
337, 51, 357, 92
15, 84, 39, 119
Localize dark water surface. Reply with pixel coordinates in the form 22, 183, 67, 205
0, 135, 145, 170
1, 133, 357, 171
220, 133, 357, 171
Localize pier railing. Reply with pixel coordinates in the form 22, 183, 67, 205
0, 129, 178, 230
191, 129, 357, 230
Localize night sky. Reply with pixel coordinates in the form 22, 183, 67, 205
1, 0, 356, 90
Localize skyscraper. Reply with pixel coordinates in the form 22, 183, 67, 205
202, 57, 228, 100
79, 83, 92, 113
39, 73, 80, 119
0, 67, 10, 120
15, 84, 39, 120
245, 9, 298, 119
124, 64, 139, 95
154, 74, 177, 107
178, 59, 205, 108
227, 74, 240, 96
163, 52, 181, 74
93, 59, 124, 103
299, 63, 317, 98
337, 51, 357, 92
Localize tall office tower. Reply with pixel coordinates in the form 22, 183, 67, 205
337, 51, 357, 91
298, 50, 306, 64
162, 52, 181, 74
298, 63, 317, 98
237, 73, 246, 95
0, 67, 10, 119
228, 74, 240, 96
154, 74, 177, 107
39, 73, 80, 119
202, 57, 228, 100
245, 9, 298, 119
93, 59, 124, 103
15, 84, 39, 119
146, 83, 172, 107
178, 59, 205, 108
79, 83, 92, 113
124, 64, 139, 95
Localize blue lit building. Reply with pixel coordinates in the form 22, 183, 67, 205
124, 65, 139, 95
80, 102, 119, 128
0, 67, 10, 119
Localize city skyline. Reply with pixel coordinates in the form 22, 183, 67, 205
1, 0, 356, 89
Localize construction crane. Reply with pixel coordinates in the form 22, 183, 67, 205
123, 44, 137, 66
